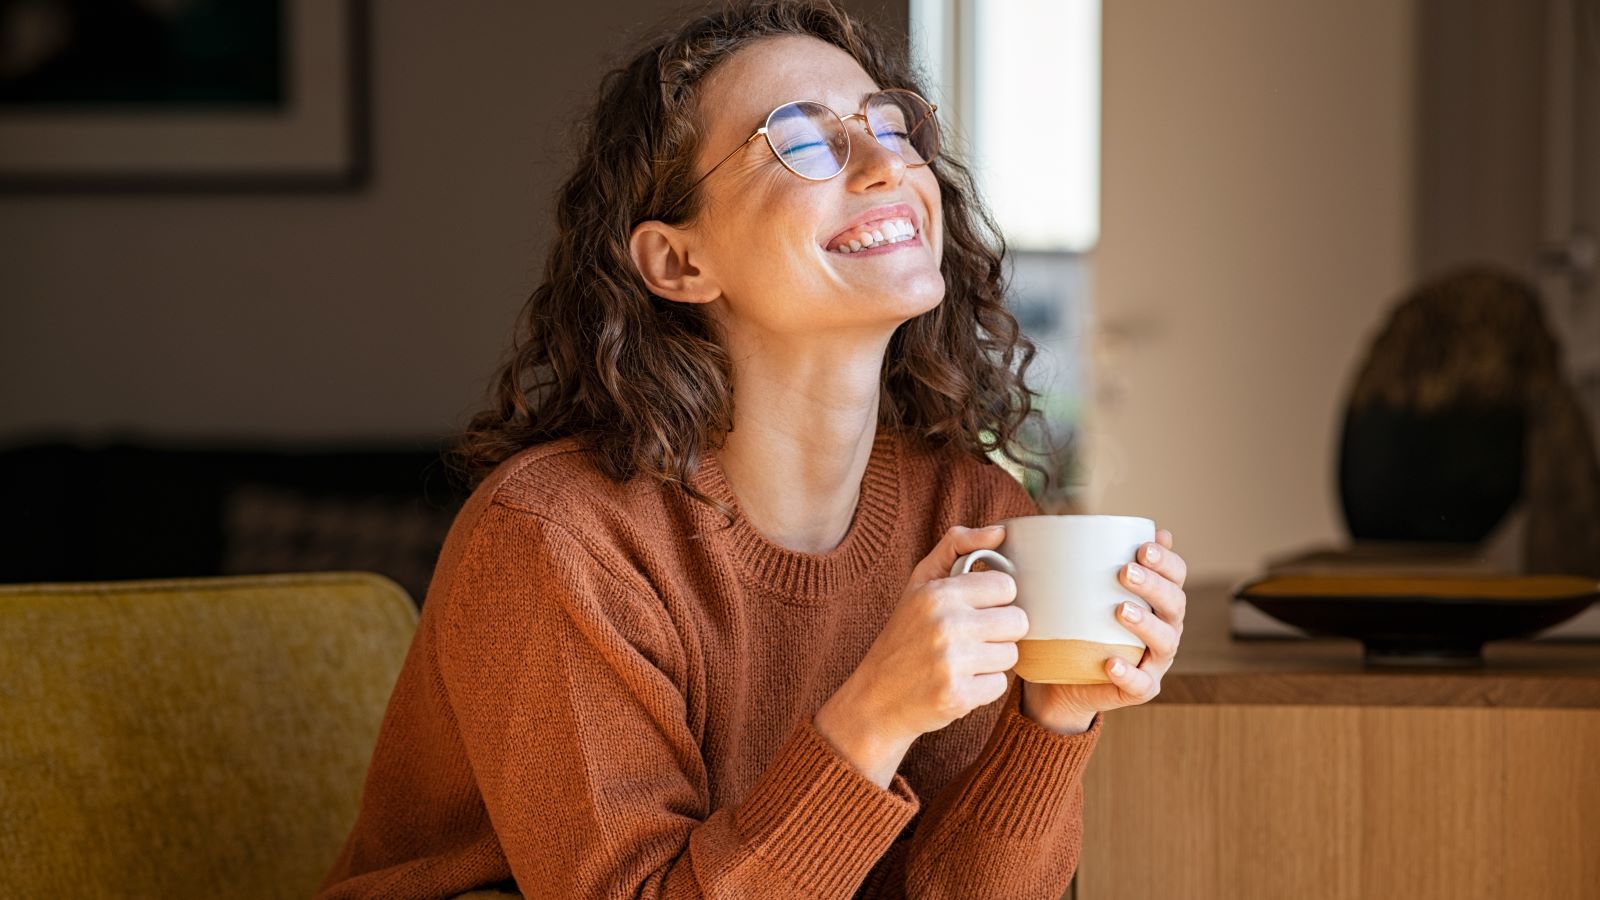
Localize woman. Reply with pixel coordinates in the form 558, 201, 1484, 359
318, 1, 1188, 897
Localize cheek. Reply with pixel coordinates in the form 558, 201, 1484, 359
917, 173, 945, 262
745, 180, 827, 262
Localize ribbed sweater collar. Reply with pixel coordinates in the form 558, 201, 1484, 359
690, 427, 903, 602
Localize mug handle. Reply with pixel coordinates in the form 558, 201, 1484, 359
949, 548, 1016, 578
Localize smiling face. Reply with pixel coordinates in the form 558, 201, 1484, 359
669, 35, 947, 340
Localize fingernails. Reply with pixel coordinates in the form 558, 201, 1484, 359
1120, 602, 1144, 623
1126, 562, 1146, 584
1109, 659, 1126, 676
1145, 544, 1161, 564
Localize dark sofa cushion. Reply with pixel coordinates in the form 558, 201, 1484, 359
0, 437, 469, 606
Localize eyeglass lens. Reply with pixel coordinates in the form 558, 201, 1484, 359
766, 91, 939, 180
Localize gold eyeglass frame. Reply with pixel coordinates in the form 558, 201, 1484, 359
660, 88, 940, 219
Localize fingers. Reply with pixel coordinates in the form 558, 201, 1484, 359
910, 524, 1007, 587
972, 671, 1011, 705
930, 568, 1018, 610
1121, 558, 1187, 627
1144, 532, 1187, 587
972, 638, 1020, 675
972, 602, 1029, 642
1104, 653, 1162, 702
1116, 600, 1180, 659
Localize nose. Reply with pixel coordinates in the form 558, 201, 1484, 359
841, 114, 906, 191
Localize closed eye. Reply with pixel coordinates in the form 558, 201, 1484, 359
779, 140, 830, 157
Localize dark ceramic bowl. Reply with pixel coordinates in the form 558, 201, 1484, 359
1234, 574, 1599, 666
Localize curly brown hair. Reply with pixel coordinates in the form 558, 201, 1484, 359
447, 0, 1062, 528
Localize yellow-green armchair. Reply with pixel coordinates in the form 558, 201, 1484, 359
0, 572, 417, 899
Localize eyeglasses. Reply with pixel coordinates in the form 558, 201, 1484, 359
661, 88, 940, 219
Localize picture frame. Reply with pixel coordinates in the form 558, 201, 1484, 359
0, 0, 369, 193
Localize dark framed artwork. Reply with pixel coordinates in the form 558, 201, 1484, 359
0, 0, 369, 192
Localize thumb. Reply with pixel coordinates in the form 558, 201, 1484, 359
908, 524, 1007, 588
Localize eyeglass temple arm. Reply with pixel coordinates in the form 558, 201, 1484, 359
663, 128, 766, 218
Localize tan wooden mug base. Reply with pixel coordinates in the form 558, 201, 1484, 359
1014, 639, 1146, 684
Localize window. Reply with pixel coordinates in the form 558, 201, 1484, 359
910, 0, 1101, 504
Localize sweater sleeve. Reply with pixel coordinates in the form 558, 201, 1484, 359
877, 676, 1103, 898
854, 460, 1102, 899
435, 500, 920, 899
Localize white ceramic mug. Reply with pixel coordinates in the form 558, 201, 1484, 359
949, 514, 1155, 684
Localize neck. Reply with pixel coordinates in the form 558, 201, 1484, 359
714, 330, 889, 554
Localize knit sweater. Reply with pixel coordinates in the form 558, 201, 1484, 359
317, 426, 1103, 899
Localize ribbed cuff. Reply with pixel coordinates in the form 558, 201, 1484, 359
948, 681, 1103, 841
734, 718, 920, 896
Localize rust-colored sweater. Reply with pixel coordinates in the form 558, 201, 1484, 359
317, 427, 1103, 899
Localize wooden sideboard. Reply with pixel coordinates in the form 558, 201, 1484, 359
1073, 581, 1600, 900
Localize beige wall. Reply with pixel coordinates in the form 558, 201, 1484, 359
2, 2, 1530, 586
1, 4, 624, 442
1088, 0, 1418, 581
0, 1, 902, 444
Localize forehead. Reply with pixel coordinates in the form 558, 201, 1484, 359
698, 35, 880, 134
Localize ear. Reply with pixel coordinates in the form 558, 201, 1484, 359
628, 220, 720, 305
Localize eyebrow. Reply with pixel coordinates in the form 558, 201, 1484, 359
744, 89, 880, 128
720, 88, 889, 174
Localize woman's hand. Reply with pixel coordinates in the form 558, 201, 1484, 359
1017, 525, 1184, 730
1020, 528, 1188, 734
815, 524, 1028, 786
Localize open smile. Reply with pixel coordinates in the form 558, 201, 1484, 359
825, 216, 921, 255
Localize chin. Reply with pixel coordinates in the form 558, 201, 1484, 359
904, 270, 948, 311
878, 280, 946, 324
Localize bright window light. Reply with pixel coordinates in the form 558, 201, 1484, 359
911, 0, 1101, 251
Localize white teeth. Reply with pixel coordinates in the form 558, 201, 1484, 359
829, 217, 918, 253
